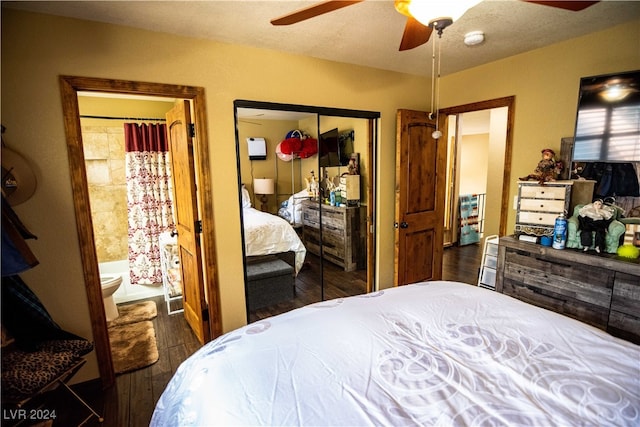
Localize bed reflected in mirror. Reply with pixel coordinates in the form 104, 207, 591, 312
235, 101, 377, 323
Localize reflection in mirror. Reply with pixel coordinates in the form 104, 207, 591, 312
235, 104, 376, 323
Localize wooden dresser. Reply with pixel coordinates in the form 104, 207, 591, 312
301, 200, 365, 271
496, 236, 640, 344
515, 180, 595, 237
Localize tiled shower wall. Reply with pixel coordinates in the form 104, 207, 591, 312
82, 124, 128, 263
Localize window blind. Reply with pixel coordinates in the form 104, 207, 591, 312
573, 104, 640, 161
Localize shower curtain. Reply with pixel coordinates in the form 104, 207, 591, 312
125, 123, 175, 285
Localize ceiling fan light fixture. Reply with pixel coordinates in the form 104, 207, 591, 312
408, 0, 482, 26
464, 30, 485, 46
599, 84, 634, 102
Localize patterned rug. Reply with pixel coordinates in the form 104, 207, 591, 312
108, 320, 159, 374
107, 300, 159, 374
107, 300, 157, 327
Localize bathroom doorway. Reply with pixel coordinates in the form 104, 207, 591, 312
60, 76, 219, 388
79, 93, 174, 308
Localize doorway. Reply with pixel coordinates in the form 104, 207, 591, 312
60, 76, 220, 388
79, 93, 173, 303
439, 96, 515, 246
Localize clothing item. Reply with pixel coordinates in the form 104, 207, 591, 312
1, 275, 84, 351
1, 195, 38, 276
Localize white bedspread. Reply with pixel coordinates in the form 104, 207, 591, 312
151, 281, 640, 426
243, 207, 306, 274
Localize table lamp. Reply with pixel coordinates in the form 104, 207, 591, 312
253, 178, 274, 212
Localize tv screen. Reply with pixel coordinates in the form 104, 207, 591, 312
572, 70, 640, 162
319, 128, 340, 167
319, 129, 354, 167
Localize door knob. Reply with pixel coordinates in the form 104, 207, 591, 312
400, 222, 409, 229
171, 230, 178, 237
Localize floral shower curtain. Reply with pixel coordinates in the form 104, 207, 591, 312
125, 123, 175, 285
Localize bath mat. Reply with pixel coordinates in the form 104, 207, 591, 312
108, 300, 157, 327
108, 320, 159, 374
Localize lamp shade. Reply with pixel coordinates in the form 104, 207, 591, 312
253, 178, 274, 195
408, 0, 481, 25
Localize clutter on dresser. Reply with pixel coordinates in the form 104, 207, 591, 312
566, 197, 626, 254
514, 180, 595, 238
519, 148, 563, 184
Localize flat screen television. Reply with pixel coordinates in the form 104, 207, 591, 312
572, 70, 640, 162
319, 128, 353, 167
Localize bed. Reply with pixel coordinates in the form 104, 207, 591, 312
151, 281, 640, 426
242, 187, 306, 274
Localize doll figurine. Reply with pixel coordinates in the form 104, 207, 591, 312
305, 171, 318, 199
578, 199, 615, 253
520, 148, 561, 184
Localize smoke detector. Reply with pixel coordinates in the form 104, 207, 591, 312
464, 31, 485, 46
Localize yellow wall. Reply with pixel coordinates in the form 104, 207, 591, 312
237, 116, 371, 211
459, 133, 489, 195
441, 19, 640, 233
2, 8, 639, 383
237, 119, 303, 211
1, 9, 427, 382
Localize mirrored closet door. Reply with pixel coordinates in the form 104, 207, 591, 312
234, 101, 379, 323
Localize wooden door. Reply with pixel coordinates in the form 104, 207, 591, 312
394, 109, 447, 286
166, 100, 209, 344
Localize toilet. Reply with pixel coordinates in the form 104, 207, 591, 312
100, 274, 123, 322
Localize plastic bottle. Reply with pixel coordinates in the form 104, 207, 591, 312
552, 212, 567, 249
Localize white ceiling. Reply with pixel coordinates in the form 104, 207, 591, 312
4, 0, 640, 77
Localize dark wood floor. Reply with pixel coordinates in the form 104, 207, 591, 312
30, 295, 199, 427
39, 243, 481, 426
249, 252, 368, 323
442, 242, 483, 284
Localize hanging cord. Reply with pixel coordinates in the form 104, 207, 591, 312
430, 37, 436, 117
434, 35, 442, 132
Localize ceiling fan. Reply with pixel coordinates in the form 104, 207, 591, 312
271, 0, 600, 51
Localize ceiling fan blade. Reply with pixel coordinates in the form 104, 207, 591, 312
399, 16, 433, 51
523, 1, 599, 12
271, 0, 364, 26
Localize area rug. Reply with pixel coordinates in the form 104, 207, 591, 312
108, 320, 159, 374
108, 300, 157, 327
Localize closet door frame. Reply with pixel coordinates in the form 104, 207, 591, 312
234, 100, 379, 320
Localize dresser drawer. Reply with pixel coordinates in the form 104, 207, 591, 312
519, 198, 566, 213
301, 200, 364, 271
501, 248, 612, 329
321, 209, 345, 230
302, 206, 320, 228
517, 211, 560, 226
519, 185, 567, 199
496, 236, 640, 345
608, 272, 640, 344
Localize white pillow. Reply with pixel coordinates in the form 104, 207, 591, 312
241, 186, 252, 209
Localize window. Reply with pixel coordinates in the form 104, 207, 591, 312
573, 70, 640, 162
